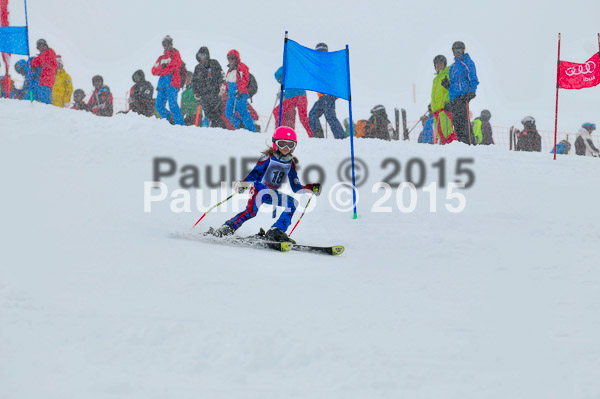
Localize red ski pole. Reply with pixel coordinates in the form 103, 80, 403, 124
192, 192, 237, 228
289, 194, 314, 236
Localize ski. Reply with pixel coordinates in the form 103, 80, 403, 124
401, 108, 409, 140
292, 244, 345, 256
171, 230, 293, 253
256, 228, 344, 256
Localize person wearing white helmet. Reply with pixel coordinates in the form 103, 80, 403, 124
575, 123, 599, 157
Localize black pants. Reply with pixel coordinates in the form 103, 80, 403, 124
449, 97, 472, 145
200, 94, 227, 128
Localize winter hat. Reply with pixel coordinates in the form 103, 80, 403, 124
371, 104, 386, 114
56, 55, 63, 69
521, 116, 536, 129
15, 59, 26, 74
92, 75, 103, 85
132, 69, 145, 82
315, 42, 328, 52
73, 89, 85, 99
36, 38, 48, 48
582, 122, 596, 131
162, 35, 173, 47
433, 54, 447, 66
480, 109, 492, 122
196, 46, 210, 62
452, 41, 465, 51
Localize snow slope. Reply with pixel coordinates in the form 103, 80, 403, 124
2, 99, 600, 398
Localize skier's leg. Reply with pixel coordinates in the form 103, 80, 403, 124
323, 96, 345, 139
309, 97, 325, 138
236, 94, 256, 132
226, 184, 270, 230
272, 193, 298, 232
296, 94, 314, 137
155, 88, 170, 120
167, 86, 184, 126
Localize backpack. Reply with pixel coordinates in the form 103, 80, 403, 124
179, 61, 187, 89
247, 73, 258, 99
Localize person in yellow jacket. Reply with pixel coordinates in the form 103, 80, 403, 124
430, 55, 457, 144
52, 55, 73, 108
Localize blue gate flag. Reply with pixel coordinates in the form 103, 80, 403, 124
283, 39, 350, 100
0, 26, 29, 55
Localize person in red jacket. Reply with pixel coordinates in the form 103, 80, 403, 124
151, 35, 184, 126
224, 49, 256, 132
30, 39, 57, 104
87, 75, 114, 117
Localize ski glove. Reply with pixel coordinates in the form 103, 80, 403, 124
464, 92, 476, 101
235, 91, 242, 100
441, 77, 450, 89
233, 180, 250, 194
304, 183, 322, 196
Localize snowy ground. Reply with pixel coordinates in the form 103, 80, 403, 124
2, 99, 600, 398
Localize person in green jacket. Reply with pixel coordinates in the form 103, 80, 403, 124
181, 71, 203, 126
471, 109, 494, 145
430, 55, 457, 144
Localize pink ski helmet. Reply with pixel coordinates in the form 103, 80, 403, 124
272, 126, 297, 151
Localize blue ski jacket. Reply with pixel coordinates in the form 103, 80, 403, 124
448, 53, 479, 101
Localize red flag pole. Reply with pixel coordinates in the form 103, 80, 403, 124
553, 33, 561, 160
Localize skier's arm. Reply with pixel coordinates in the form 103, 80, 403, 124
287, 164, 304, 193
468, 60, 479, 93
244, 156, 269, 182
586, 139, 600, 154
151, 56, 164, 76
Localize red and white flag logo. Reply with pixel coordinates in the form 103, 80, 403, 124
558, 53, 600, 90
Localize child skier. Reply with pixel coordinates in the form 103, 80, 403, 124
211, 126, 321, 242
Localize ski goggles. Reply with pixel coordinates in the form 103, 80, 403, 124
275, 139, 297, 150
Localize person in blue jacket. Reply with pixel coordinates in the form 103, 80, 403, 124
441, 41, 479, 144
308, 42, 346, 139
13, 59, 40, 100
210, 126, 322, 242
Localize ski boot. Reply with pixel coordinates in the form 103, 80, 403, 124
264, 227, 295, 244
211, 224, 234, 238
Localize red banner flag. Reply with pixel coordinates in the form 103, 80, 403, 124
558, 52, 600, 90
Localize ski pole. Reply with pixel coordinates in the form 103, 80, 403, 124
265, 93, 279, 132
289, 193, 314, 236
406, 111, 429, 136
194, 104, 202, 126
192, 192, 237, 228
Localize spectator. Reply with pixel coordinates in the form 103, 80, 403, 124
151, 35, 184, 125
472, 109, 494, 145
129, 69, 154, 117
91, 87, 113, 117
515, 116, 541, 152
181, 71, 202, 125
445, 41, 479, 144
87, 75, 113, 117
30, 39, 57, 104
273, 66, 313, 137
224, 49, 256, 132
343, 117, 356, 137
308, 42, 345, 139
192, 46, 226, 128
430, 54, 457, 144
574, 123, 599, 157
364, 104, 393, 141
551, 140, 571, 155
71, 89, 88, 111
51, 55, 73, 108
13, 60, 31, 99
418, 111, 435, 144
